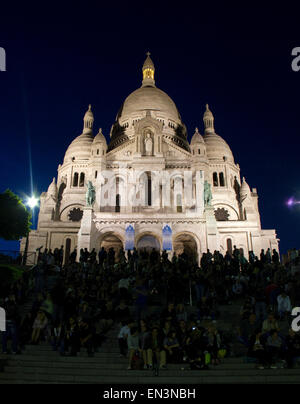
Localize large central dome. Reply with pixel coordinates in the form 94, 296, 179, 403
108, 53, 189, 152
119, 86, 182, 124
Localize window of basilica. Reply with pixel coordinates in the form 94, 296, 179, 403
214, 207, 230, 221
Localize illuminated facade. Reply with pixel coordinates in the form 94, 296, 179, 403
21, 54, 279, 264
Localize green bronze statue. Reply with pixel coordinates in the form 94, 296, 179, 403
86, 181, 96, 207
204, 180, 212, 207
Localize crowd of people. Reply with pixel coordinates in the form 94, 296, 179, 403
1, 244, 300, 373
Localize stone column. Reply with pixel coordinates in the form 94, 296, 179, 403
204, 206, 218, 252
154, 133, 163, 157
77, 207, 93, 258
134, 134, 142, 157
95, 178, 103, 212
195, 170, 204, 215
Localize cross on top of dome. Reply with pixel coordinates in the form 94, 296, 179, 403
142, 52, 155, 87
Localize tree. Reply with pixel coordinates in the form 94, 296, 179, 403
0, 190, 31, 240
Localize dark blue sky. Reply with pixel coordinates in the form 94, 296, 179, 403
0, 2, 300, 255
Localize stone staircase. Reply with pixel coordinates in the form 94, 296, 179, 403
1, 301, 300, 384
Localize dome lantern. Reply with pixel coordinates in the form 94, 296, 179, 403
83, 104, 94, 134
203, 104, 215, 134
142, 52, 155, 88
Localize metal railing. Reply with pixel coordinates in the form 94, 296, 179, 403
0, 250, 37, 266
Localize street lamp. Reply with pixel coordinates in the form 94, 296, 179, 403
27, 196, 39, 209
22, 195, 39, 266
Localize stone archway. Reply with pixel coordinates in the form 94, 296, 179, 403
173, 233, 198, 263
136, 234, 160, 252
99, 232, 124, 258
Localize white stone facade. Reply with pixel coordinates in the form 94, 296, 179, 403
21, 54, 279, 264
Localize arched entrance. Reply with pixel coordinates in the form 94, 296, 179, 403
64, 238, 71, 265
173, 233, 198, 263
99, 233, 123, 258
136, 234, 160, 252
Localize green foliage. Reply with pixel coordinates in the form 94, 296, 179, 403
0, 264, 23, 295
0, 189, 31, 240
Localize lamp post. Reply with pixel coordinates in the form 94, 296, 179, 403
22, 196, 39, 266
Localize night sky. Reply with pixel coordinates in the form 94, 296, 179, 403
0, 2, 300, 255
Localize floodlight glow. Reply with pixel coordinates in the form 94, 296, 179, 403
286, 197, 300, 207
287, 197, 295, 207
27, 196, 39, 209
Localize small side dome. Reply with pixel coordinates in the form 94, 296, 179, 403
191, 127, 205, 145
64, 133, 94, 163
202, 105, 234, 163
240, 177, 251, 200
93, 128, 107, 145
203, 132, 234, 162
91, 128, 107, 157
63, 105, 95, 163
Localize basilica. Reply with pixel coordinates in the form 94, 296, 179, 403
21, 53, 279, 264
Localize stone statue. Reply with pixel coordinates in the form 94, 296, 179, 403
86, 181, 96, 207
233, 176, 244, 220
144, 132, 153, 156
204, 180, 212, 207
233, 176, 241, 204
61, 175, 67, 184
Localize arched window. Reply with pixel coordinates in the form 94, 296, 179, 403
198, 149, 201, 154
176, 194, 183, 212
95, 171, 98, 179
145, 172, 152, 206
73, 172, 79, 187
79, 173, 85, 187
213, 172, 219, 186
219, 172, 225, 187
97, 149, 99, 155
116, 194, 121, 212
227, 238, 233, 255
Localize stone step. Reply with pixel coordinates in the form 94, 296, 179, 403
0, 353, 259, 364
4, 360, 283, 371
0, 372, 299, 384
0, 295, 290, 385
1, 353, 121, 361
22, 345, 119, 352
4, 365, 300, 378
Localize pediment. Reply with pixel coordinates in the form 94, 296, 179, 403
134, 114, 163, 135
162, 136, 191, 158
